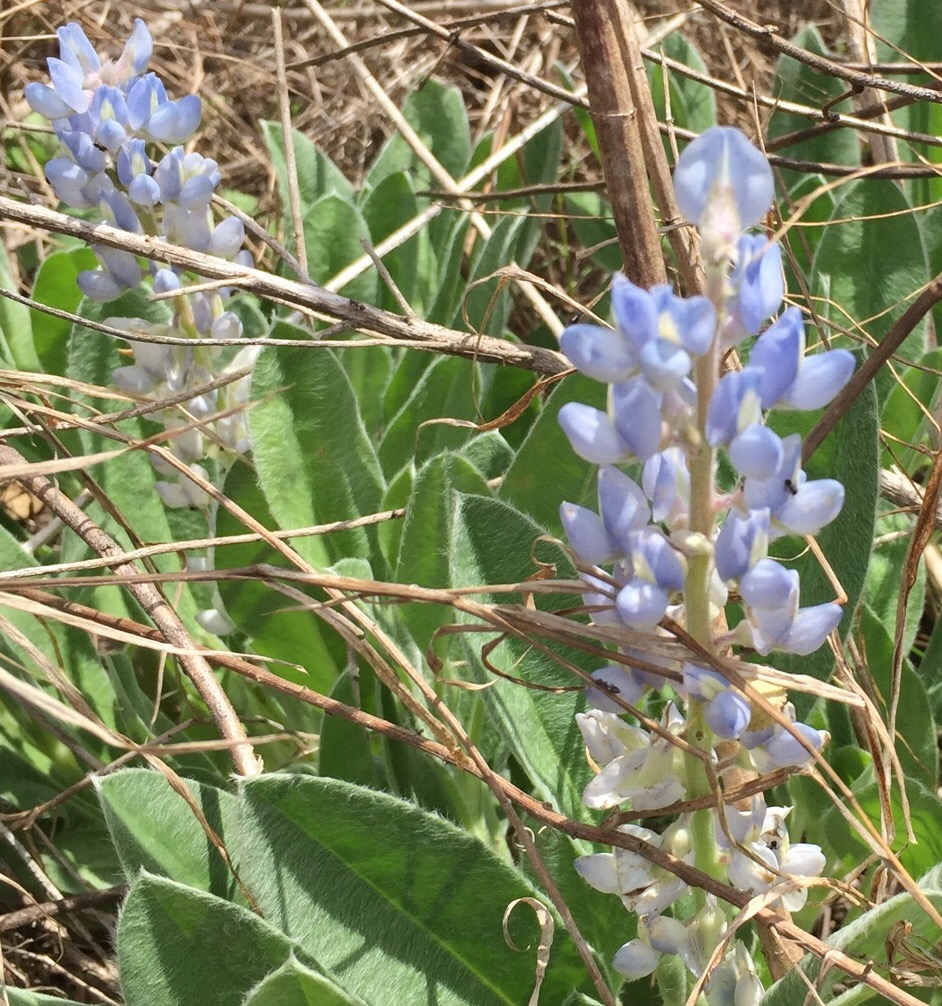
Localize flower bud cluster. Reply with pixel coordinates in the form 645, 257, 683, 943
559, 128, 849, 1001
26, 21, 256, 507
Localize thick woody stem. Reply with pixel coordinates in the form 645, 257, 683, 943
0, 444, 262, 777
569, 0, 667, 287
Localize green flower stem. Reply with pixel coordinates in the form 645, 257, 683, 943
684, 263, 728, 896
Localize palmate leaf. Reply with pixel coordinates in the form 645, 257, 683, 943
104, 771, 591, 1005
117, 873, 314, 1006
230, 775, 588, 1006
96, 768, 239, 899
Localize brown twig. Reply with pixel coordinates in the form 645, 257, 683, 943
803, 273, 942, 462
0, 195, 569, 376
0, 444, 261, 777
569, 0, 666, 286
695, 0, 942, 105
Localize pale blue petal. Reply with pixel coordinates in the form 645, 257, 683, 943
706, 690, 751, 739
782, 349, 855, 410
611, 273, 657, 351
714, 507, 769, 582
611, 377, 663, 460
775, 479, 844, 535
749, 306, 802, 408
740, 558, 797, 610
673, 126, 774, 229
728, 423, 783, 479
560, 502, 617, 565
638, 339, 691, 392
598, 466, 649, 549
25, 81, 73, 119
616, 580, 669, 629
781, 603, 843, 655
558, 403, 630, 464
560, 323, 635, 382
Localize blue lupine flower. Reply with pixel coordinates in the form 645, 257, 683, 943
749, 307, 856, 411
586, 665, 645, 712
642, 448, 689, 524
561, 324, 635, 382
611, 376, 663, 460
728, 423, 783, 479
558, 403, 630, 465
598, 466, 650, 552
26, 17, 253, 507
615, 529, 686, 629
725, 235, 784, 344
714, 507, 769, 582
560, 502, 616, 566
127, 73, 201, 143
781, 349, 856, 410
673, 126, 775, 234
705, 368, 763, 447
682, 664, 751, 740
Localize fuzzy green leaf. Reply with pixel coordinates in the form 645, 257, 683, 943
96, 768, 238, 897
231, 775, 587, 1006
249, 335, 385, 567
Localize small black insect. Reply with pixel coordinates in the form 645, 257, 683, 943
783, 478, 799, 496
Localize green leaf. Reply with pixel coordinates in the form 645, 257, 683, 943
249, 335, 385, 566
361, 172, 436, 315
822, 772, 942, 880
918, 611, 942, 722
859, 606, 938, 789
500, 373, 605, 531
760, 865, 942, 1006
767, 25, 860, 184
648, 34, 715, 136
2, 992, 87, 1006
300, 194, 379, 304
117, 872, 304, 1006
449, 494, 591, 820
0, 241, 40, 371
318, 671, 377, 788
864, 513, 925, 661
96, 768, 238, 897
231, 775, 587, 1006
880, 346, 942, 474
811, 180, 929, 403
365, 81, 471, 190
460, 431, 515, 481
378, 355, 480, 474
565, 192, 622, 274
395, 451, 491, 650
245, 955, 371, 1006
463, 215, 539, 336
214, 461, 343, 696
261, 121, 355, 211
766, 364, 879, 693
427, 215, 471, 326
29, 247, 97, 374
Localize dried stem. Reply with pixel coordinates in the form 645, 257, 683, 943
569, 0, 666, 286
0, 444, 261, 777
